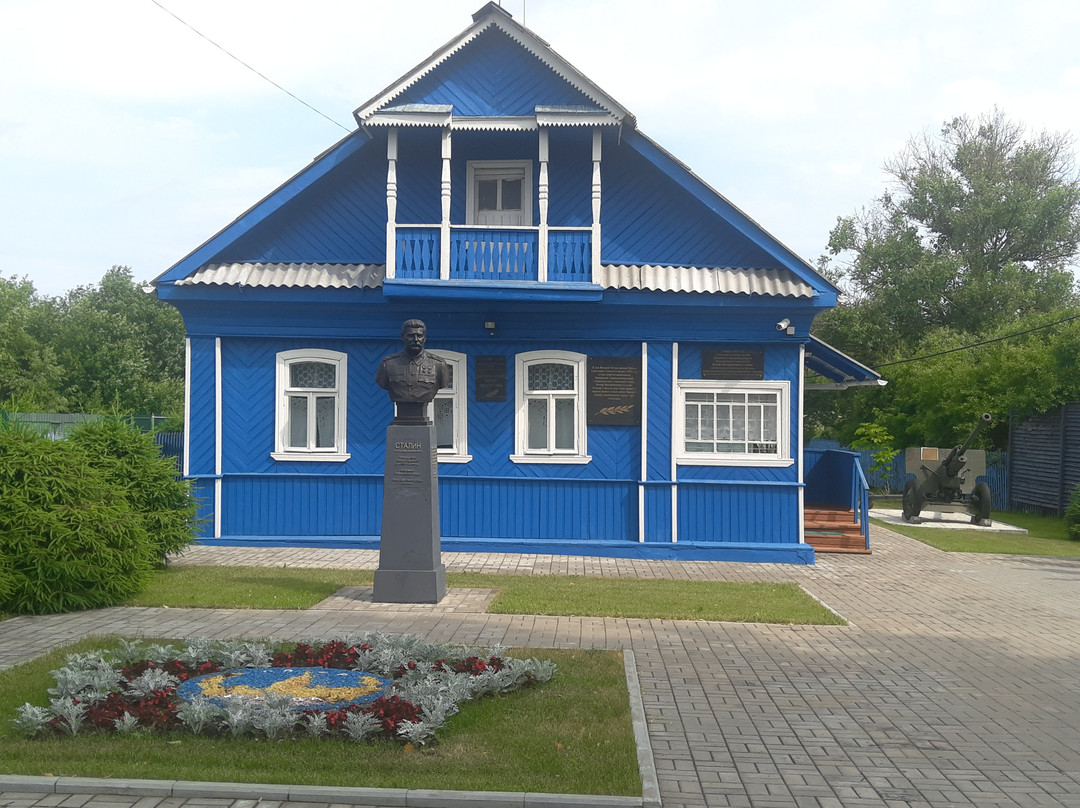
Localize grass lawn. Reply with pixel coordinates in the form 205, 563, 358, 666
0, 637, 640, 795
127, 566, 845, 624
875, 509, 1080, 556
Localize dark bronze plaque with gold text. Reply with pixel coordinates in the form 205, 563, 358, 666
587, 357, 642, 425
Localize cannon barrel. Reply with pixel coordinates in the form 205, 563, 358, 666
956, 412, 993, 456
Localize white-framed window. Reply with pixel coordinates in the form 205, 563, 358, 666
467, 160, 532, 227
271, 349, 350, 462
675, 380, 791, 466
511, 350, 590, 464
431, 350, 470, 463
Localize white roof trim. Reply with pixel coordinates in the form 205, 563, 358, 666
366, 105, 454, 128
600, 265, 815, 298
353, 5, 632, 127
368, 113, 621, 132
453, 116, 540, 131
535, 108, 622, 127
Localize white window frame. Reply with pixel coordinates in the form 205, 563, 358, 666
430, 350, 471, 463
466, 160, 532, 226
675, 379, 792, 467
511, 350, 590, 464
271, 348, 350, 462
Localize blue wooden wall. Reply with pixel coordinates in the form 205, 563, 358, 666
187, 327, 804, 556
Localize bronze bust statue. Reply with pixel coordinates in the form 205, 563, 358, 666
376, 319, 451, 423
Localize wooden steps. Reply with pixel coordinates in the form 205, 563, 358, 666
804, 507, 871, 554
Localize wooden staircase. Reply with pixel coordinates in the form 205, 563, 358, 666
804, 506, 871, 554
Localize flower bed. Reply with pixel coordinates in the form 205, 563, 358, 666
12, 635, 556, 746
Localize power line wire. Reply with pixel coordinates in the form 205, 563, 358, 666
150, 0, 352, 133
873, 311, 1080, 369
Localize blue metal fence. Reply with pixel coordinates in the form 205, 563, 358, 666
807, 441, 1010, 510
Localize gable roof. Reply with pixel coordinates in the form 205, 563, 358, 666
354, 2, 632, 129
155, 3, 837, 301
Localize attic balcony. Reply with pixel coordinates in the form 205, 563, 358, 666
383, 225, 603, 300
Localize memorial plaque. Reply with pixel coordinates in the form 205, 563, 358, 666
587, 357, 642, 425
475, 355, 507, 402
702, 348, 764, 381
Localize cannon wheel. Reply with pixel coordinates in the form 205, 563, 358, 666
970, 481, 992, 526
902, 479, 923, 522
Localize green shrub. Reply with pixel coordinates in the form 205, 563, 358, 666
0, 429, 154, 614
68, 418, 199, 561
1066, 484, 1080, 541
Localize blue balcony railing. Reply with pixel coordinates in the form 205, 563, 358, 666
395, 226, 591, 282
451, 228, 537, 280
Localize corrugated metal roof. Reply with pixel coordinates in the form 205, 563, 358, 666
175, 262, 810, 298
175, 263, 384, 289
599, 265, 815, 298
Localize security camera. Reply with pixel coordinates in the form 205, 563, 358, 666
775, 318, 790, 331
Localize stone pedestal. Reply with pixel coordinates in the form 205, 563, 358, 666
373, 421, 446, 603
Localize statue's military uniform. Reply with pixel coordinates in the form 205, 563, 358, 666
375, 350, 451, 404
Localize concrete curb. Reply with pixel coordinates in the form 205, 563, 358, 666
1, 774, 644, 807
623, 650, 661, 808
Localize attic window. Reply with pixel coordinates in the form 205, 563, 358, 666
467, 161, 531, 227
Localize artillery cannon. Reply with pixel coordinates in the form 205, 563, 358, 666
902, 413, 993, 526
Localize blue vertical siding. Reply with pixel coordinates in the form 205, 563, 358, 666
440, 478, 635, 541
678, 483, 798, 544
221, 476, 382, 536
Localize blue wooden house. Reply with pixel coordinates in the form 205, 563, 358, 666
155, 3, 879, 563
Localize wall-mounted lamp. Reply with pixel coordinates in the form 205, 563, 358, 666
484, 320, 496, 336
775, 318, 795, 335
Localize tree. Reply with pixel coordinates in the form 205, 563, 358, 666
819, 109, 1080, 359
0, 276, 65, 410
51, 267, 185, 416
0, 267, 185, 418
810, 111, 1080, 449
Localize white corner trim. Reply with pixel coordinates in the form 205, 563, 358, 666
183, 337, 190, 478
214, 338, 222, 476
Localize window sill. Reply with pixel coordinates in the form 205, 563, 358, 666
676, 456, 794, 467
510, 453, 592, 465
437, 454, 473, 464
270, 452, 351, 463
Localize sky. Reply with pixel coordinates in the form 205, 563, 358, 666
2, 0, 1080, 298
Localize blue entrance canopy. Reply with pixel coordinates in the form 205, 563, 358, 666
805, 336, 884, 389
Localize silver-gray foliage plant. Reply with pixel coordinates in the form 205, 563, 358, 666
112, 712, 141, 735
125, 668, 180, 699
176, 697, 224, 735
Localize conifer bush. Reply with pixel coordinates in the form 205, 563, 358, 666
68, 418, 199, 561
0, 428, 155, 614
1066, 484, 1080, 541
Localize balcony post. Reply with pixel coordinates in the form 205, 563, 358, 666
538, 128, 549, 282
591, 128, 602, 284
385, 128, 398, 280
440, 127, 452, 280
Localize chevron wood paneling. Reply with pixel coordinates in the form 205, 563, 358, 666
397, 29, 593, 117
646, 344, 673, 481
216, 145, 387, 265
602, 142, 782, 270
187, 338, 217, 476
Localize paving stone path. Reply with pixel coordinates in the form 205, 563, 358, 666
2, 526, 1079, 808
